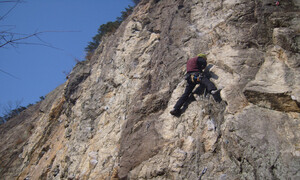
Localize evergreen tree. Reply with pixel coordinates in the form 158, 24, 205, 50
85, 1, 140, 56
132, 0, 141, 6
0, 117, 4, 125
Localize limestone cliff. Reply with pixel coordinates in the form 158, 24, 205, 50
1, 0, 300, 179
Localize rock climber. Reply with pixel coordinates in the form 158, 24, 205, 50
170, 54, 220, 116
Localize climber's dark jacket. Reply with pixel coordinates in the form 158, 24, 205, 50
186, 57, 207, 73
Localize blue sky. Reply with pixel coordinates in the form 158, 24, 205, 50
0, 0, 134, 116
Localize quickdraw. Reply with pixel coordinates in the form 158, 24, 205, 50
198, 167, 207, 180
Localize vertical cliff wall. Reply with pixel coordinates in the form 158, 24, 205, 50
1, 0, 300, 179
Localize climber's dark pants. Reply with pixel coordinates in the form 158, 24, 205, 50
173, 74, 216, 110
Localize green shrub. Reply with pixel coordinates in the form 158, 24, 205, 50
85, 21, 121, 53
0, 106, 26, 123
85, 0, 141, 58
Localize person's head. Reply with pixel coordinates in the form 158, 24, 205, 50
197, 53, 207, 69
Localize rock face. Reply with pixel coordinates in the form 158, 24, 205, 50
1, 0, 300, 179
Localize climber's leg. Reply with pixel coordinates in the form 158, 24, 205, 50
171, 82, 196, 115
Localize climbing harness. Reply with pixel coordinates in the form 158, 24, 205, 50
191, 74, 201, 83
189, 72, 204, 84
198, 167, 208, 180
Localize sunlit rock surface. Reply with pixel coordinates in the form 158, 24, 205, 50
0, 0, 299, 179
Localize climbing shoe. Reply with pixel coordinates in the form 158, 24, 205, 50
170, 108, 181, 116
211, 89, 218, 95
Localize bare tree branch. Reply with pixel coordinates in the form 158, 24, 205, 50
0, 30, 80, 48
0, 68, 20, 79
0, 31, 45, 48
0, 1, 24, 3
0, 0, 22, 21
0, 0, 80, 49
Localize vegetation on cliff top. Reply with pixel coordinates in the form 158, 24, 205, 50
85, 0, 141, 59
0, 1, 141, 125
